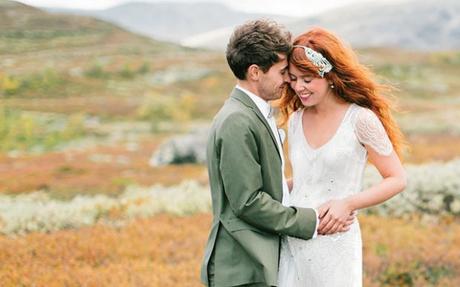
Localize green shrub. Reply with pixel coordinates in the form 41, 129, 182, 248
137, 92, 196, 132
0, 106, 87, 152
84, 64, 109, 79
0, 73, 21, 96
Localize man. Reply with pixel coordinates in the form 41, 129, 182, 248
200, 19, 351, 287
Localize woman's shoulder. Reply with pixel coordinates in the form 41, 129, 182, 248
350, 104, 393, 155
354, 105, 381, 124
349, 104, 378, 125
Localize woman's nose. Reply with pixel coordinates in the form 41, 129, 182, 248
294, 80, 303, 92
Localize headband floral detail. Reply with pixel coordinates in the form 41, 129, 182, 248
293, 45, 332, 77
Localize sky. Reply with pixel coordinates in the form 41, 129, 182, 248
16, 0, 405, 17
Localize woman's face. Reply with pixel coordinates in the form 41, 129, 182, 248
288, 63, 331, 107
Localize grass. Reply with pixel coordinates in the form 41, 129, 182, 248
0, 214, 458, 286
0, 137, 207, 197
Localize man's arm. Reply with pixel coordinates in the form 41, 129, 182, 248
217, 114, 316, 239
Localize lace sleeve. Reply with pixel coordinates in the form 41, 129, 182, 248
355, 108, 393, 156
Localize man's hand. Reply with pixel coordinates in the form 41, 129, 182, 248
317, 199, 356, 235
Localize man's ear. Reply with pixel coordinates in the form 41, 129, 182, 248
247, 64, 260, 81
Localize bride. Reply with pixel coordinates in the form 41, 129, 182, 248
277, 27, 407, 286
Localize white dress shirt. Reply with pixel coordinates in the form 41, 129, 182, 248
235, 85, 318, 237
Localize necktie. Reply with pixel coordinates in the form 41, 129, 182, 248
267, 106, 274, 119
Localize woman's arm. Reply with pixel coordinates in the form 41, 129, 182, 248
318, 149, 406, 234
347, 149, 406, 210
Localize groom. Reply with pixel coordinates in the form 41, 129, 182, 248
201, 20, 349, 287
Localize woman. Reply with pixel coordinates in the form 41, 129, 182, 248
277, 27, 407, 286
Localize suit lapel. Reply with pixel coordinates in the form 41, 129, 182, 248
230, 88, 281, 159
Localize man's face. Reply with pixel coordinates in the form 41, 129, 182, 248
258, 54, 289, 102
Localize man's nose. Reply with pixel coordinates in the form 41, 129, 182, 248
283, 73, 290, 83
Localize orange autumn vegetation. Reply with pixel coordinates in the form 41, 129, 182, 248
361, 215, 460, 286
0, 214, 459, 286
0, 138, 207, 198
404, 134, 460, 164
0, 214, 209, 287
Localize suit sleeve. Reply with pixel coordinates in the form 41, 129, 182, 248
217, 113, 317, 239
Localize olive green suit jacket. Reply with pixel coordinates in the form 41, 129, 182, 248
200, 88, 317, 286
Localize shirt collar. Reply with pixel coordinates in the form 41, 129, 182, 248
235, 85, 272, 120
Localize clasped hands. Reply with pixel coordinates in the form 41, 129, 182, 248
317, 199, 356, 235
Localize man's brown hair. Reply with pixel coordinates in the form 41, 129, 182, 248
226, 19, 292, 80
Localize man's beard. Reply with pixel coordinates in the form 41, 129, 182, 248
272, 83, 289, 100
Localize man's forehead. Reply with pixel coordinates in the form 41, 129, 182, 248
277, 53, 287, 61
276, 54, 288, 68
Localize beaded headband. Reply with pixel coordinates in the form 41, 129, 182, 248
293, 45, 332, 77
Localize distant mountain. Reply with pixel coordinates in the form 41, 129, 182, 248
180, 26, 234, 50
287, 0, 460, 51
175, 0, 460, 51
45, 1, 294, 45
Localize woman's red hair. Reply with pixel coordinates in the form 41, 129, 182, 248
277, 27, 406, 158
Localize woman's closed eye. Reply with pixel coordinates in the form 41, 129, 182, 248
289, 74, 312, 84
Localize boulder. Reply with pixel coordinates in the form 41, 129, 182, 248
150, 128, 209, 166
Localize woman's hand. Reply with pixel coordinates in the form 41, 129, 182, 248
317, 199, 355, 235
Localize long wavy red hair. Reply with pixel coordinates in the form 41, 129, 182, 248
277, 27, 406, 158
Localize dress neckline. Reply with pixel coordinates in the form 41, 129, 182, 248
299, 103, 355, 152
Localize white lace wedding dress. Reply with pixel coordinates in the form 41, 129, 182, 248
278, 103, 393, 287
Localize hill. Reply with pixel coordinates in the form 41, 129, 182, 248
44, 1, 293, 44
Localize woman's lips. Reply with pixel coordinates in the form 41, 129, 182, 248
298, 93, 311, 101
